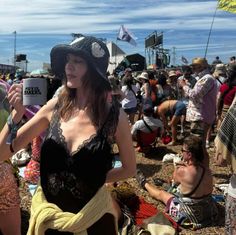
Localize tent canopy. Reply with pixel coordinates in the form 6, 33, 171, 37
30, 69, 48, 76
115, 53, 146, 74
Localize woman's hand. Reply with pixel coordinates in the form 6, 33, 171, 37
8, 84, 25, 120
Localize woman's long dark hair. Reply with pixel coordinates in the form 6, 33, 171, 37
123, 76, 134, 91
58, 66, 111, 129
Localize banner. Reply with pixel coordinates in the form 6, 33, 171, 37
218, 0, 236, 14
117, 25, 137, 46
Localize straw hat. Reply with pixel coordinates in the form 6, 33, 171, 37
191, 57, 208, 67
168, 70, 177, 78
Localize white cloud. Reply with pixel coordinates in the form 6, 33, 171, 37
0, 0, 235, 70
0, 0, 235, 33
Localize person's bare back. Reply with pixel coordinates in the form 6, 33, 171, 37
175, 163, 213, 198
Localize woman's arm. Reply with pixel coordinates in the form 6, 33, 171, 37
106, 109, 136, 182
143, 83, 150, 99
0, 98, 57, 162
216, 91, 223, 115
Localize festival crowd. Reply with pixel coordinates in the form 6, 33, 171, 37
0, 36, 236, 235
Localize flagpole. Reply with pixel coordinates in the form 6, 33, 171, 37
204, 4, 218, 58
115, 25, 122, 73
115, 39, 118, 72
13, 31, 17, 73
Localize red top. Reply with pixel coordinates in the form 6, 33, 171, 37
219, 84, 236, 106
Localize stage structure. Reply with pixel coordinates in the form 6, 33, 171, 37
145, 31, 170, 69
15, 54, 28, 72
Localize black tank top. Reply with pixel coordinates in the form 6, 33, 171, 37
40, 100, 120, 213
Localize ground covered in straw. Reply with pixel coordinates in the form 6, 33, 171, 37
18, 135, 229, 235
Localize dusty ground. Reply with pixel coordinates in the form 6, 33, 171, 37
126, 141, 228, 235
18, 134, 229, 235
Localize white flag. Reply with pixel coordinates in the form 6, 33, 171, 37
117, 25, 137, 46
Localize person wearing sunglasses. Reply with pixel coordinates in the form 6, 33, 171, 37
136, 135, 218, 229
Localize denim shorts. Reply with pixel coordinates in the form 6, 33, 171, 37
173, 101, 186, 116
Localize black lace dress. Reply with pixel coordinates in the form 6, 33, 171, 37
40, 102, 119, 235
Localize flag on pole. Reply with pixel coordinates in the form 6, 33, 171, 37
181, 56, 188, 64
117, 25, 137, 46
218, 0, 236, 14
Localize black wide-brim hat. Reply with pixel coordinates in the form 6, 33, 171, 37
50, 35, 110, 80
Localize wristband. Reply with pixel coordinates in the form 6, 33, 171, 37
6, 114, 22, 145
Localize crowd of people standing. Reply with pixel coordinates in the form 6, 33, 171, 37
0, 38, 236, 234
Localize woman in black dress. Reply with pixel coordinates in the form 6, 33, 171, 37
0, 35, 136, 234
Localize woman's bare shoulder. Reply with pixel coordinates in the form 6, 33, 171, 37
38, 97, 58, 120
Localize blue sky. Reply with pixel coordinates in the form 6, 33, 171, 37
0, 0, 236, 71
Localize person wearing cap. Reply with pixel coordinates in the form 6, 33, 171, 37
179, 57, 217, 157
0, 35, 136, 234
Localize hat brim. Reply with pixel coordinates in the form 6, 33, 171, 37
215, 70, 226, 76
50, 44, 107, 80
138, 76, 149, 80
134, 77, 141, 82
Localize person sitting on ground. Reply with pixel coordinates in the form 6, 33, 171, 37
136, 135, 218, 229
131, 103, 163, 153
155, 99, 186, 145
